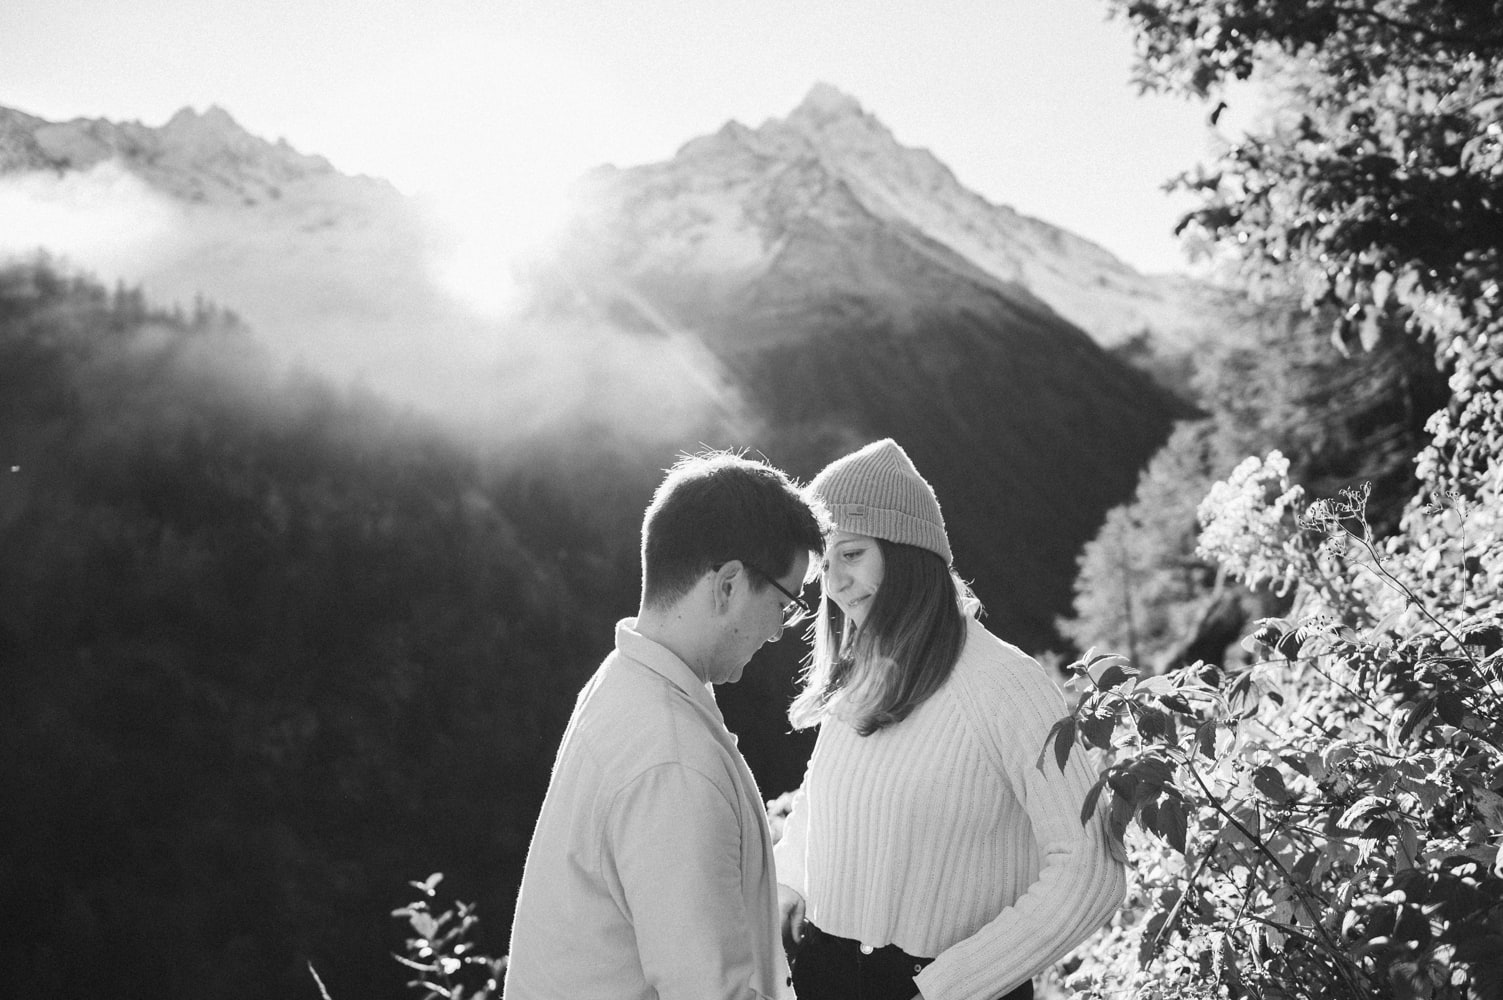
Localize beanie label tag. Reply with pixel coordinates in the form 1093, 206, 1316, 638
849, 504, 867, 518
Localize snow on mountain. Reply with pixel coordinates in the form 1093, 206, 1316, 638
0, 104, 759, 446
10, 104, 369, 207
568, 83, 1210, 350
0, 89, 1215, 456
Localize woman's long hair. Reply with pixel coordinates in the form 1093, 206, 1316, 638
788, 539, 981, 736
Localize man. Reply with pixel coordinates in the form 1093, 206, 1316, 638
504, 451, 827, 999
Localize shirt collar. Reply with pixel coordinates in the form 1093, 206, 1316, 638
614, 618, 726, 726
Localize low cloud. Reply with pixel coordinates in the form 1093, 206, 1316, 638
0, 163, 758, 452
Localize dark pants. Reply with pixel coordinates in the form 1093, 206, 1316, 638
790, 922, 1033, 1000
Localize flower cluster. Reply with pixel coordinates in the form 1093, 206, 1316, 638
1195, 451, 1307, 595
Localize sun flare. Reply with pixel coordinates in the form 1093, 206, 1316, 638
419, 167, 578, 317
364, 32, 605, 317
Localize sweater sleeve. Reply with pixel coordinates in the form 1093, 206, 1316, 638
771, 778, 811, 896
914, 647, 1126, 1000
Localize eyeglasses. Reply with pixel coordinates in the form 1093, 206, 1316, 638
715, 561, 812, 629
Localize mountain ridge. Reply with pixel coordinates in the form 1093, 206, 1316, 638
0, 90, 1216, 350
571, 82, 1212, 349
1, 88, 1202, 650
0, 103, 394, 207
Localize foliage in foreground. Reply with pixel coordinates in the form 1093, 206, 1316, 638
390, 875, 506, 1000
1046, 5, 1503, 995
1044, 435, 1502, 998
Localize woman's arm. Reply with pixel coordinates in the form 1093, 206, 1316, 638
915, 646, 1126, 1000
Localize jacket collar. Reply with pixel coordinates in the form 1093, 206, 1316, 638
614, 618, 727, 729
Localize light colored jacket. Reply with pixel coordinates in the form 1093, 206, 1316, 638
505, 619, 781, 1000
775, 616, 1125, 1000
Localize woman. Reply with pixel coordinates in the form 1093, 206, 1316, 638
775, 439, 1124, 1000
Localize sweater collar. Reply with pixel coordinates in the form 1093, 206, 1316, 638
614, 618, 726, 728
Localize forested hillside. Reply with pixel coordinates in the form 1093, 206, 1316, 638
0, 238, 1179, 998
0, 261, 649, 999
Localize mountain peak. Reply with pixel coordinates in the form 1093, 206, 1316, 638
0, 103, 382, 209
789, 83, 867, 126
162, 104, 252, 144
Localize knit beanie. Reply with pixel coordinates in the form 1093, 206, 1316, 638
808, 439, 952, 566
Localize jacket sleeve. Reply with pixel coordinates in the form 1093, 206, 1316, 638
914, 652, 1126, 1000
608, 762, 773, 1000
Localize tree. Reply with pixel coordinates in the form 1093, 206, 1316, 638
1058, 300, 1448, 673
1108, 0, 1502, 383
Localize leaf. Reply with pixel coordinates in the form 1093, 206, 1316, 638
1229, 672, 1258, 717
1358, 818, 1399, 864
1138, 706, 1171, 740
1132, 756, 1175, 792
1054, 717, 1077, 772
1107, 769, 1140, 799
1135, 674, 1175, 697
1109, 790, 1134, 843
1080, 773, 1108, 825
1035, 717, 1073, 772
1473, 788, 1503, 831
1079, 711, 1117, 750
1253, 765, 1293, 805
1138, 909, 1170, 968
1197, 721, 1218, 759
1437, 690, 1467, 727
1159, 796, 1189, 854
1395, 820, 1419, 870
1160, 692, 1193, 714
1395, 698, 1435, 744
1095, 663, 1135, 691
410, 912, 439, 940
1139, 799, 1160, 838
1219, 937, 1245, 994
1339, 795, 1393, 830
1292, 849, 1319, 883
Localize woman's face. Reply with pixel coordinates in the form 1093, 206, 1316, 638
821, 530, 885, 626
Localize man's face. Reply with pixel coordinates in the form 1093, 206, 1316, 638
712, 551, 811, 685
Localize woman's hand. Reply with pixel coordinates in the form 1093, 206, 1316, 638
777, 883, 806, 961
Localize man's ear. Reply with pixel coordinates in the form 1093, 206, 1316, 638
710, 560, 744, 614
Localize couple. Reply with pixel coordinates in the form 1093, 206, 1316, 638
504, 440, 1125, 1000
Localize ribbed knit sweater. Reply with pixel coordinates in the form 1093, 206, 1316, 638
774, 617, 1125, 1000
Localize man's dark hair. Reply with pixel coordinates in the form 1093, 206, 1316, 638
641, 451, 827, 609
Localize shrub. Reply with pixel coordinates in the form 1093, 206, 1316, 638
1045, 438, 1503, 999
389, 874, 507, 1000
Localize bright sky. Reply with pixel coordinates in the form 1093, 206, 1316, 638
0, 0, 1229, 275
